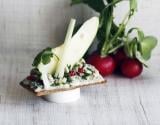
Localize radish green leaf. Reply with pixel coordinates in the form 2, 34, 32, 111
140, 36, 157, 60
135, 51, 148, 67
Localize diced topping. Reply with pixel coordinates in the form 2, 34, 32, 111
47, 74, 54, 84
23, 60, 97, 90
69, 70, 76, 76
78, 67, 84, 73
27, 76, 36, 81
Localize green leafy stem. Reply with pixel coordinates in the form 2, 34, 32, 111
71, 0, 138, 56
71, 0, 158, 64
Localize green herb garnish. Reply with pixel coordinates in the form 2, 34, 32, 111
32, 47, 59, 67
30, 81, 44, 89
82, 72, 91, 80
64, 72, 73, 83
86, 67, 94, 74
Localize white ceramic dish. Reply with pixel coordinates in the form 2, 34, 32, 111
42, 88, 80, 103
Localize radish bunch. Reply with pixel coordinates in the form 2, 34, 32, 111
72, 0, 158, 78
87, 50, 143, 78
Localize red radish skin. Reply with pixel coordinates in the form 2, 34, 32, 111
78, 67, 84, 73
27, 76, 37, 81
120, 58, 143, 78
87, 53, 116, 76
69, 71, 76, 76
114, 49, 127, 65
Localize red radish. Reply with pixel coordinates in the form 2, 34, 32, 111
27, 75, 36, 81
87, 53, 116, 76
69, 70, 76, 76
114, 49, 127, 65
120, 58, 143, 78
78, 67, 84, 73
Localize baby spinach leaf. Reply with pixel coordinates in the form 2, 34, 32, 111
140, 36, 157, 60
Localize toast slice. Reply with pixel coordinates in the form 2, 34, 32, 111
20, 77, 106, 96
20, 65, 106, 96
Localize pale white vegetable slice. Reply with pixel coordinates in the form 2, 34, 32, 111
37, 45, 62, 74
55, 19, 76, 77
38, 18, 76, 88
55, 17, 99, 77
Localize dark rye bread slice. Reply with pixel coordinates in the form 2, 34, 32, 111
20, 77, 106, 96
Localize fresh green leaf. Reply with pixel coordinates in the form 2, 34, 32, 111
32, 47, 56, 67
41, 47, 53, 65
140, 36, 157, 60
125, 28, 158, 62
125, 37, 137, 58
135, 51, 148, 67
125, 32, 140, 59
32, 51, 43, 67
133, 40, 138, 57
42, 53, 53, 65
137, 30, 144, 41
127, 28, 144, 41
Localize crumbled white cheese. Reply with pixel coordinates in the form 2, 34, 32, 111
47, 74, 54, 84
